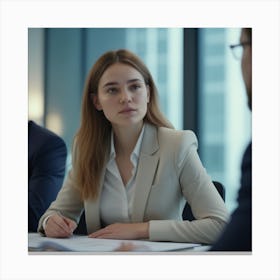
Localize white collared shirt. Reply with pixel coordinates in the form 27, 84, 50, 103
100, 125, 145, 226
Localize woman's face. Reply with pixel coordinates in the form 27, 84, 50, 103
94, 63, 150, 128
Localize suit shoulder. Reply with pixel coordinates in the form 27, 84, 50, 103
29, 121, 65, 144
158, 127, 197, 147
157, 127, 198, 167
28, 121, 67, 155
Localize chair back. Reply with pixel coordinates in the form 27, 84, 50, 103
74, 211, 87, 235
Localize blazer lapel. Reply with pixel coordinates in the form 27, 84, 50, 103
131, 123, 159, 222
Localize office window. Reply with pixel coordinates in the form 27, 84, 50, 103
126, 28, 183, 129
28, 28, 183, 166
28, 28, 45, 126
28, 28, 250, 212
198, 28, 251, 211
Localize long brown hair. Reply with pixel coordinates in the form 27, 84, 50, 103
73, 49, 173, 200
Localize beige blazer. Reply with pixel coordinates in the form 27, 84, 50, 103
38, 123, 229, 244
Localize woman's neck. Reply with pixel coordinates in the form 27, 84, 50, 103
113, 122, 144, 157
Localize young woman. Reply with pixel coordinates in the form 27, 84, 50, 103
38, 49, 228, 244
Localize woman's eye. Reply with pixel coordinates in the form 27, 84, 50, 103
107, 88, 118, 94
131, 84, 141, 91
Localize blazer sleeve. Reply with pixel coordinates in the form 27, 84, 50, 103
28, 134, 67, 232
149, 131, 229, 244
37, 169, 84, 234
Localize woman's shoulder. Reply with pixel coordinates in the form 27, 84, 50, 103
157, 126, 197, 145
143, 123, 198, 155
156, 127, 198, 167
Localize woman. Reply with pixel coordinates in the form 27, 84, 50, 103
38, 49, 228, 244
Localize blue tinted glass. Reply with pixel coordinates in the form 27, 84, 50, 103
198, 28, 251, 212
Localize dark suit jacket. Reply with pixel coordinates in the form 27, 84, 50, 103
210, 142, 252, 251
28, 121, 67, 232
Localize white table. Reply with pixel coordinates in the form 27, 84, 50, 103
28, 233, 210, 253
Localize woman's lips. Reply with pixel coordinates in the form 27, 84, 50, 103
119, 108, 137, 114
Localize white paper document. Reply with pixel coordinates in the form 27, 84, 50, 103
28, 233, 202, 252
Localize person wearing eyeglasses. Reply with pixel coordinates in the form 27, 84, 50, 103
210, 28, 252, 251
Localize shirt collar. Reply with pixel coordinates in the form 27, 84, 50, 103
109, 124, 145, 161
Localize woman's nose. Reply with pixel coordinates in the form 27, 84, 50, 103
120, 89, 132, 103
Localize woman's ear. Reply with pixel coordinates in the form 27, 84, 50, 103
93, 94, 102, 111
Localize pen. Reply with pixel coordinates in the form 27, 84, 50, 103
57, 212, 74, 235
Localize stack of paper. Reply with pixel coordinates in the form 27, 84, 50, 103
28, 233, 202, 252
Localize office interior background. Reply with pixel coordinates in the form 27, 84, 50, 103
28, 28, 251, 213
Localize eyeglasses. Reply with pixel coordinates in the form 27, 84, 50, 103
229, 41, 251, 60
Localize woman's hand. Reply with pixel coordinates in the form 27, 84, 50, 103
88, 222, 149, 240
45, 213, 77, 238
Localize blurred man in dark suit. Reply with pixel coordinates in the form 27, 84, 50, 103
28, 120, 67, 232
210, 28, 252, 251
